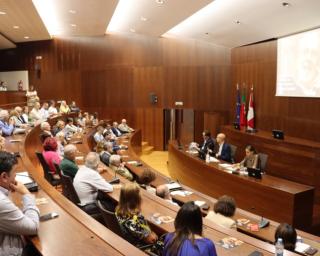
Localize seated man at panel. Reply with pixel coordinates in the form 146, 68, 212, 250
39, 121, 53, 143
215, 133, 232, 163
59, 144, 79, 179
111, 122, 123, 137
195, 130, 216, 157
39, 102, 49, 120
109, 154, 133, 181
156, 184, 179, 206
118, 119, 134, 133
73, 152, 113, 209
0, 152, 40, 255
205, 195, 236, 229
0, 110, 15, 136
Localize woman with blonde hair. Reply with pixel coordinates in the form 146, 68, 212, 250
115, 183, 157, 246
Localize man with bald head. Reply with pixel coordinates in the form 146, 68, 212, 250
60, 144, 79, 179
118, 119, 134, 133
156, 185, 178, 206
215, 133, 232, 163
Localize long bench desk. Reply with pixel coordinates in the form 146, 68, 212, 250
11, 114, 145, 256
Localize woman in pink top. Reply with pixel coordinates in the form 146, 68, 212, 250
42, 137, 61, 174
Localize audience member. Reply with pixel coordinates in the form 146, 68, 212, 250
29, 102, 42, 122
111, 122, 123, 137
59, 144, 79, 179
118, 119, 134, 133
275, 223, 297, 252
0, 151, 39, 255
59, 101, 70, 114
0, 110, 15, 136
22, 106, 29, 124
48, 100, 58, 116
215, 133, 232, 162
73, 152, 113, 207
39, 121, 53, 143
26, 85, 38, 109
39, 102, 49, 120
233, 145, 260, 169
52, 120, 65, 136
205, 195, 236, 229
109, 154, 133, 181
69, 101, 80, 113
55, 131, 66, 157
163, 201, 217, 256
156, 184, 179, 206
137, 169, 156, 194
64, 118, 81, 138
13, 107, 28, 127
93, 126, 104, 144
91, 112, 99, 126
42, 137, 61, 176
115, 183, 158, 246
97, 141, 114, 166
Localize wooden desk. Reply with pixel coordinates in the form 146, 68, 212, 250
15, 115, 145, 256
167, 141, 314, 231
221, 125, 320, 204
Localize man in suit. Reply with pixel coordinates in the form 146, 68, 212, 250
198, 130, 216, 157
215, 133, 232, 163
111, 122, 123, 137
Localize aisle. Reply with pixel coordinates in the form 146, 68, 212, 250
140, 151, 170, 177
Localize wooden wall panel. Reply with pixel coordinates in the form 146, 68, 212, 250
231, 40, 320, 142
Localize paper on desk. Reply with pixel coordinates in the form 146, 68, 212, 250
194, 200, 206, 207
75, 156, 84, 160
36, 198, 49, 205
170, 190, 193, 197
127, 161, 138, 165
219, 163, 232, 168
15, 172, 33, 184
10, 139, 22, 143
295, 242, 310, 253
209, 157, 219, 163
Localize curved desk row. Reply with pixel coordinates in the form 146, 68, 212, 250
9, 114, 145, 256
83, 128, 311, 256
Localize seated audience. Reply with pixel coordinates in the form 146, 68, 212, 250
0, 135, 5, 151
195, 130, 216, 157
55, 131, 66, 157
69, 101, 80, 113
39, 121, 53, 143
109, 154, 133, 181
103, 131, 122, 151
104, 124, 117, 140
52, 120, 65, 136
97, 141, 114, 166
48, 100, 58, 116
137, 169, 156, 194
59, 144, 79, 179
0, 152, 39, 255
42, 137, 61, 176
39, 102, 49, 120
13, 107, 28, 127
82, 112, 91, 126
215, 133, 232, 162
0, 110, 15, 136
118, 119, 134, 133
156, 185, 179, 206
115, 183, 158, 246
73, 152, 113, 207
275, 223, 297, 252
91, 112, 99, 126
93, 126, 104, 144
76, 112, 85, 128
205, 195, 236, 229
233, 145, 260, 169
111, 122, 123, 137
22, 106, 29, 124
29, 102, 42, 122
163, 201, 217, 256
59, 100, 70, 114
64, 117, 81, 137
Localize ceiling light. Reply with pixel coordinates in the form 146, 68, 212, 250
0, 11, 6, 15
156, 0, 164, 4
235, 20, 241, 24
24, 36, 30, 39
130, 28, 136, 33
13, 26, 20, 29
69, 9, 76, 14
140, 16, 147, 21
205, 32, 209, 35
282, 2, 290, 7
70, 24, 77, 27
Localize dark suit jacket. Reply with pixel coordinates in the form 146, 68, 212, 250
218, 143, 232, 163
199, 137, 216, 156
111, 127, 122, 137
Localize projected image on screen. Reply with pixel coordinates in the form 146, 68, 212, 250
276, 28, 320, 97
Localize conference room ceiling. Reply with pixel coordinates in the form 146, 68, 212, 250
0, 34, 16, 49
0, 0, 320, 49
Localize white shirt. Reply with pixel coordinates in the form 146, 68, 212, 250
205, 211, 236, 229
217, 142, 224, 157
39, 108, 49, 120
73, 165, 113, 205
0, 187, 40, 255
93, 132, 104, 143
48, 106, 58, 115
29, 108, 42, 121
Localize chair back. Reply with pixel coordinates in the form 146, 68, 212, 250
258, 153, 268, 172
96, 200, 123, 237
53, 162, 62, 178
35, 151, 55, 184
229, 144, 237, 164
60, 173, 81, 205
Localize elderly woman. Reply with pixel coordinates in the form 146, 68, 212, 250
42, 137, 61, 175
0, 110, 15, 136
29, 102, 42, 122
59, 100, 70, 114
55, 131, 67, 157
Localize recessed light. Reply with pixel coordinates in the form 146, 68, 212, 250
282, 2, 290, 7
13, 25, 20, 29
69, 9, 76, 14
156, 0, 164, 4
0, 11, 6, 15
130, 28, 136, 33
205, 32, 209, 35
70, 24, 77, 27
140, 16, 147, 21
235, 20, 241, 24
24, 36, 30, 39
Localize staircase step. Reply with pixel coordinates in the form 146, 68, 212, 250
142, 146, 154, 155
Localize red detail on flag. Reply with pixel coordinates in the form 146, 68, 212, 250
240, 89, 247, 127
247, 88, 255, 130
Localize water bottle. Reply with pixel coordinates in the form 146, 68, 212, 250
205, 152, 210, 163
275, 238, 284, 256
